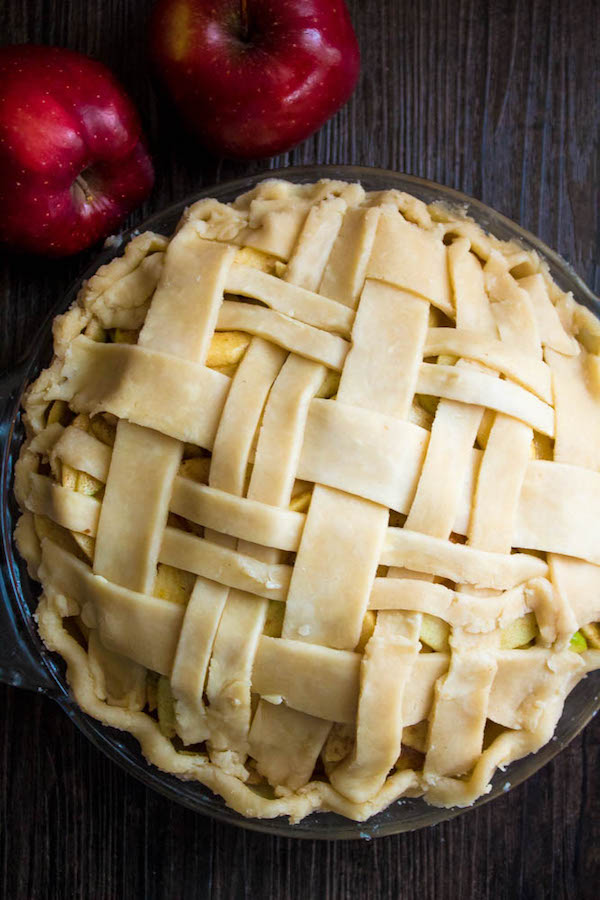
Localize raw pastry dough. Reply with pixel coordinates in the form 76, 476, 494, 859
14, 178, 600, 824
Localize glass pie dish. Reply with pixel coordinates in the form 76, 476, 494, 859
1, 164, 599, 839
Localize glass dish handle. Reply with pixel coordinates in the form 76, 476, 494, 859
0, 575, 56, 692
0, 363, 56, 693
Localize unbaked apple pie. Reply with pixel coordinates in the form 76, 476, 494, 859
14, 178, 600, 822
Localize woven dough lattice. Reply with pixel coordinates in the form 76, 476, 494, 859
14, 179, 600, 822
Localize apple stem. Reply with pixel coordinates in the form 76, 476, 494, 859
240, 0, 249, 40
73, 173, 94, 204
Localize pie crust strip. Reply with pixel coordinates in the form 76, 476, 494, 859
93, 422, 182, 593
243, 355, 326, 511
137, 232, 235, 361
404, 393, 484, 538
170, 479, 306, 551
54, 337, 230, 449
225, 264, 354, 335
283, 196, 347, 288
318, 207, 381, 306
51, 426, 112, 482
284, 280, 430, 800
95, 226, 237, 597
424, 650, 498, 778
547, 347, 600, 472
381, 528, 547, 588
484, 256, 542, 354
369, 578, 533, 630
468, 414, 532, 553
241, 202, 341, 781
216, 300, 349, 370
405, 263, 505, 786
514, 461, 600, 565
159, 528, 292, 601
297, 398, 430, 513
424, 328, 552, 401
416, 363, 555, 436
251, 636, 361, 723
366, 207, 453, 315
282, 487, 388, 650
447, 237, 497, 335
487, 647, 585, 729
329, 611, 422, 802
248, 702, 331, 791
41, 539, 184, 676
209, 337, 287, 493
336, 281, 431, 418
25, 473, 100, 536
205, 590, 268, 778
169, 576, 229, 744
519, 273, 579, 355
246, 204, 359, 788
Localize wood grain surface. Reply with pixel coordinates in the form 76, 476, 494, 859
1, 1, 599, 897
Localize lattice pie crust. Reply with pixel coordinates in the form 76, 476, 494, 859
14, 179, 600, 822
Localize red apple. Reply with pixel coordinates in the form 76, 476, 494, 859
0, 45, 154, 257
149, 0, 360, 158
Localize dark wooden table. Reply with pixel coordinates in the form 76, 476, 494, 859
1, 1, 599, 897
